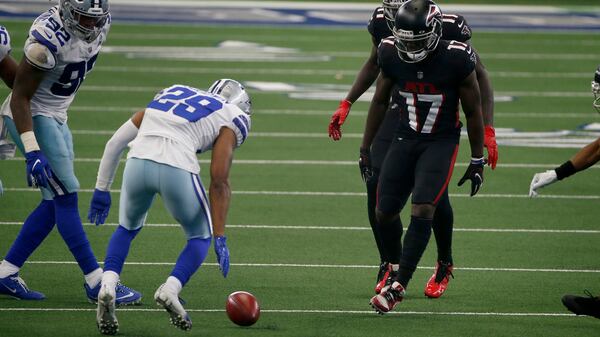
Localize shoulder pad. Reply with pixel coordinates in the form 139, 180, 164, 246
24, 41, 57, 71
0, 26, 11, 61
442, 13, 472, 42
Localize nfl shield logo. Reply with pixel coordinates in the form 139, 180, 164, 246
417, 71, 424, 79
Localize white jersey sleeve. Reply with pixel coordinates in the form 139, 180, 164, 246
0, 26, 11, 62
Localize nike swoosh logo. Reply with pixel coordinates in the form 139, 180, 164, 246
2, 285, 17, 293
44, 31, 53, 39
32, 159, 42, 171
458, 21, 464, 28
116, 292, 135, 301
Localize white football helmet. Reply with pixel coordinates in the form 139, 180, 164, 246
208, 79, 252, 115
593, 66, 600, 113
59, 0, 109, 43
382, 0, 409, 31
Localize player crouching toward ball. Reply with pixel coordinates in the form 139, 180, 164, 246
89, 79, 251, 334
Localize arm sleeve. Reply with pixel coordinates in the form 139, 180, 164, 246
95, 120, 139, 191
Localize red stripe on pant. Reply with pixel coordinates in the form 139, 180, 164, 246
433, 144, 459, 205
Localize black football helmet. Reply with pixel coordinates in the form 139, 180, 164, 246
382, 0, 409, 31
593, 66, 600, 113
392, 0, 443, 63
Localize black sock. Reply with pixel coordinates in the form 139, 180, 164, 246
378, 214, 404, 265
398, 216, 433, 288
432, 195, 453, 264
366, 171, 387, 262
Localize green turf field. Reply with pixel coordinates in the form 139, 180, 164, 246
0, 14, 599, 337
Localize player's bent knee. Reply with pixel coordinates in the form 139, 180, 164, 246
411, 203, 436, 219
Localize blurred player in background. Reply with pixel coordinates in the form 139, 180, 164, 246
90, 80, 251, 334
0, 25, 24, 196
362, 0, 485, 314
328, 0, 496, 298
0, 0, 141, 305
529, 66, 600, 319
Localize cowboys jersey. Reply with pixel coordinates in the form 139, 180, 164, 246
368, 7, 472, 47
378, 38, 477, 141
0, 26, 11, 62
24, 6, 110, 124
127, 84, 251, 174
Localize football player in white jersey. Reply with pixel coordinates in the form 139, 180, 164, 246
0, 25, 22, 196
89, 79, 251, 334
0, 0, 141, 305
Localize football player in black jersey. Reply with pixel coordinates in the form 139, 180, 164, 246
328, 0, 496, 298
362, 0, 485, 314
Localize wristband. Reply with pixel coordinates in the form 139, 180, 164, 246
20, 131, 40, 153
471, 157, 485, 165
554, 160, 576, 180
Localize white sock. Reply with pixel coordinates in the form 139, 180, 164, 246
101, 270, 119, 289
163, 276, 182, 295
84, 268, 103, 288
0, 260, 20, 278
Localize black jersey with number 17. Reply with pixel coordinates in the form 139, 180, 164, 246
377, 38, 477, 142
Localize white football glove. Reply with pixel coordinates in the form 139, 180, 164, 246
529, 170, 558, 197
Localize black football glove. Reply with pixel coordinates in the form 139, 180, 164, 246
359, 147, 373, 183
458, 157, 485, 196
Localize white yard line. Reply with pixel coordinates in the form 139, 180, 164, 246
92, 66, 592, 79
68, 105, 594, 118
0, 307, 575, 317
5, 157, 600, 170
2, 188, 599, 199
1, 221, 598, 234
76, 85, 593, 98
20, 261, 600, 273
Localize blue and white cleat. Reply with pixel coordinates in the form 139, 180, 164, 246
154, 284, 192, 331
0, 273, 45, 300
96, 283, 118, 335
86, 282, 142, 306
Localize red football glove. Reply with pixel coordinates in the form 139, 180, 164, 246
328, 100, 352, 141
484, 126, 498, 170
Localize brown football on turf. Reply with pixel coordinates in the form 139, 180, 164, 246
226, 291, 260, 326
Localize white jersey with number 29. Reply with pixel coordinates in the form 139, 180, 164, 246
127, 84, 251, 174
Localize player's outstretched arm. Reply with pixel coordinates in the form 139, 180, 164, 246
457, 70, 485, 196
11, 58, 53, 188
210, 127, 237, 278
0, 54, 17, 89
529, 137, 600, 197
474, 52, 498, 169
329, 42, 380, 141
89, 110, 144, 225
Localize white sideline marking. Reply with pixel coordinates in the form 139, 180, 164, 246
0, 307, 574, 317
5, 156, 600, 169
1, 221, 598, 234
3, 188, 599, 199
20, 261, 600, 273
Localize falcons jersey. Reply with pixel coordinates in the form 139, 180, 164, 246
0, 26, 11, 62
128, 84, 251, 174
24, 6, 110, 124
367, 7, 472, 47
378, 38, 477, 142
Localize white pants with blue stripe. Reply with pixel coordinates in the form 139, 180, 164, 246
33, 115, 79, 200
119, 158, 213, 239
